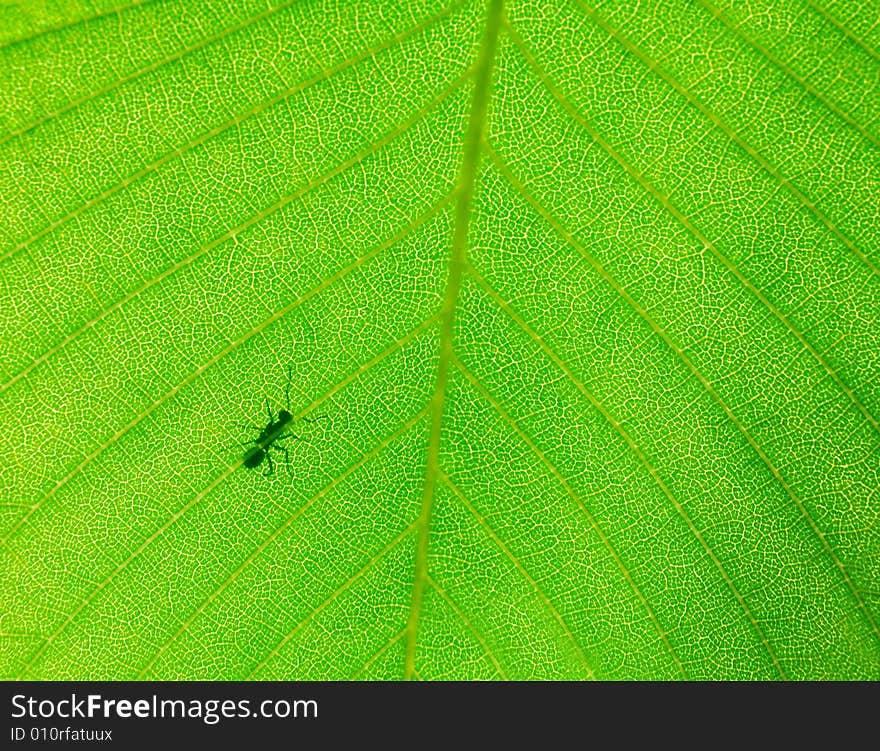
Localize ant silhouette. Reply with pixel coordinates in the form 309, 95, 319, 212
241, 366, 323, 477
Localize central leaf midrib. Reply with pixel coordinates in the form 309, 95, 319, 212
403, 0, 504, 681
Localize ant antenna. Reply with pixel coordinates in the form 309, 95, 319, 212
264, 396, 273, 422
284, 363, 293, 412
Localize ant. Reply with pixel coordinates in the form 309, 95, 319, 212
241, 366, 323, 477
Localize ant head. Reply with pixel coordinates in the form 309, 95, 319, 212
278, 409, 293, 423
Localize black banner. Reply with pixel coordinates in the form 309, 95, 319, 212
0, 681, 869, 747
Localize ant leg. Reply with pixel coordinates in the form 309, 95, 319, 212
300, 415, 327, 424
263, 452, 275, 477
284, 364, 293, 412
274, 443, 292, 478
276, 432, 307, 446
264, 396, 273, 422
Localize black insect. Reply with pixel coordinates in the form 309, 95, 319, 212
241, 367, 321, 477
242, 398, 297, 476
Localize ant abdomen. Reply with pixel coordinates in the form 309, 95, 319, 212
243, 446, 265, 469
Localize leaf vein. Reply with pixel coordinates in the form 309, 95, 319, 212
0, 0, 153, 52
558, 5, 880, 278
1, 0, 297, 143
351, 629, 407, 680
426, 573, 509, 679
0, 74, 465, 396
696, 0, 880, 147
246, 523, 417, 679
804, 0, 880, 62
403, 0, 503, 682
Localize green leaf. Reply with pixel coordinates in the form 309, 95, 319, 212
1, 0, 878, 680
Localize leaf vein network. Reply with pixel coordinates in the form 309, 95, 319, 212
468, 265, 788, 677
483, 146, 880, 644
452, 354, 686, 677
2, 0, 465, 259
695, 0, 879, 148
803, 0, 880, 62
0, 0, 155, 53
0, 73, 467, 396
17, 326, 436, 678
245, 522, 418, 679
425, 572, 509, 679
566, 3, 880, 278
440, 472, 596, 678
137, 405, 431, 679
504, 24, 880, 435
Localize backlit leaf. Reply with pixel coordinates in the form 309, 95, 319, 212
1, 0, 878, 680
